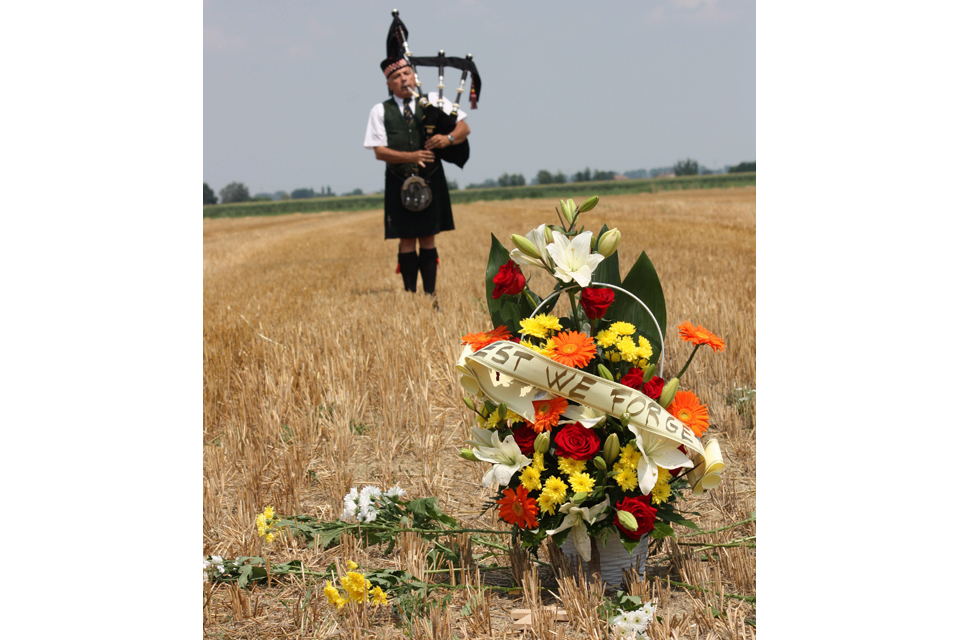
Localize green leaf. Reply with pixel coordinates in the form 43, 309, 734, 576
591, 224, 621, 288
655, 506, 702, 532
620, 535, 640, 554
648, 521, 675, 540
605, 251, 666, 364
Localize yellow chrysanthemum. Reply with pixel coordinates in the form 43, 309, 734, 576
610, 321, 636, 336
535, 314, 563, 333
541, 476, 568, 504
484, 411, 502, 429
606, 349, 621, 363
568, 472, 595, 493
557, 457, 587, 476
342, 572, 371, 602
519, 317, 548, 339
541, 338, 556, 358
505, 409, 525, 425
633, 335, 653, 361
618, 443, 641, 468
613, 467, 639, 491
370, 586, 388, 606
520, 466, 542, 491
532, 452, 546, 472
650, 467, 672, 505
594, 329, 617, 348
537, 490, 563, 516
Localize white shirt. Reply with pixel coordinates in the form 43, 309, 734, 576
363, 91, 467, 149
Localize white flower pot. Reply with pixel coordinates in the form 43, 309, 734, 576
559, 533, 649, 587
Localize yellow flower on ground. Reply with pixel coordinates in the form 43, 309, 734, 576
369, 586, 388, 606
613, 467, 639, 491
347, 560, 358, 570
610, 321, 636, 336
568, 471, 595, 493
520, 466, 542, 491
263, 506, 275, 520
557, 457, 587, 476
342, 572, 372, 602
650, 467, 672, 505
264, 532, 275, 544
256, 514, 267, 536
532, 452, 546, 472
324, 581, 343, 607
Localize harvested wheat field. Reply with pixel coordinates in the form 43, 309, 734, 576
203, 187, 757, 639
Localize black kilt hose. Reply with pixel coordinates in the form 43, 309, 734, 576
384, 162, 455, 239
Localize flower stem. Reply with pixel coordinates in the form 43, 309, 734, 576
523, 288, 538, 311
567, 290, 581, 330
675, 344, 702, 379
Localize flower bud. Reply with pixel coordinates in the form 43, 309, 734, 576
621, 412, 631, 428
603, 434, 620, 466
560, 199, 577, 225
459, 448, 479, 462
593, 456, 607, 472
497, 403, 508, 419
534, 432, 551, 454
642, 362, 657, 383
463, 396, 475, 411
544, 226, 554, 243
659, 377, 680, 408
579, 195, 599, 212
511, 234, 541, 259
597, 228, 621, 257
573, 492, 589, 504
597, 364, 614, 381
617, 510, 639, 532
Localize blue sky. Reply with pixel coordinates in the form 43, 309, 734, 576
204, 0, 756, 195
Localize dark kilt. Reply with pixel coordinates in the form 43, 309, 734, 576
384, 161, 455, 239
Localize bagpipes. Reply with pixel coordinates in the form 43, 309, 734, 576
387, 10, 481, 170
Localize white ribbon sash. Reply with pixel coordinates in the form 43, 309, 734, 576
456, 341, 705, 458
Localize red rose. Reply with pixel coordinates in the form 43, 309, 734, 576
641, 376, 664, 400
615, 495, 657, 540
511, 423, 537, 456
579, 287, 615, 319
553, 422, 601, 460
491, 261, 526, 299
620, 367, 645, 390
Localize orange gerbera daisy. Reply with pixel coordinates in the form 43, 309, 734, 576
461, 325, 513, 351
667, 390, 710, 438
678, 322, 726, 352
497, 485, 539, 529
549, 331, 596, 369
531, 397, 568, 433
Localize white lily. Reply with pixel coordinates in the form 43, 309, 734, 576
546, 231, 604, 288
546, 496, 610, 561
464, 427, 531, 488
509, 224, 551, 270
561, 404, 607, 429
628, 425, 694, 495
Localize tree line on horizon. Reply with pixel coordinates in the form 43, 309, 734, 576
204, 159, 755, 205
